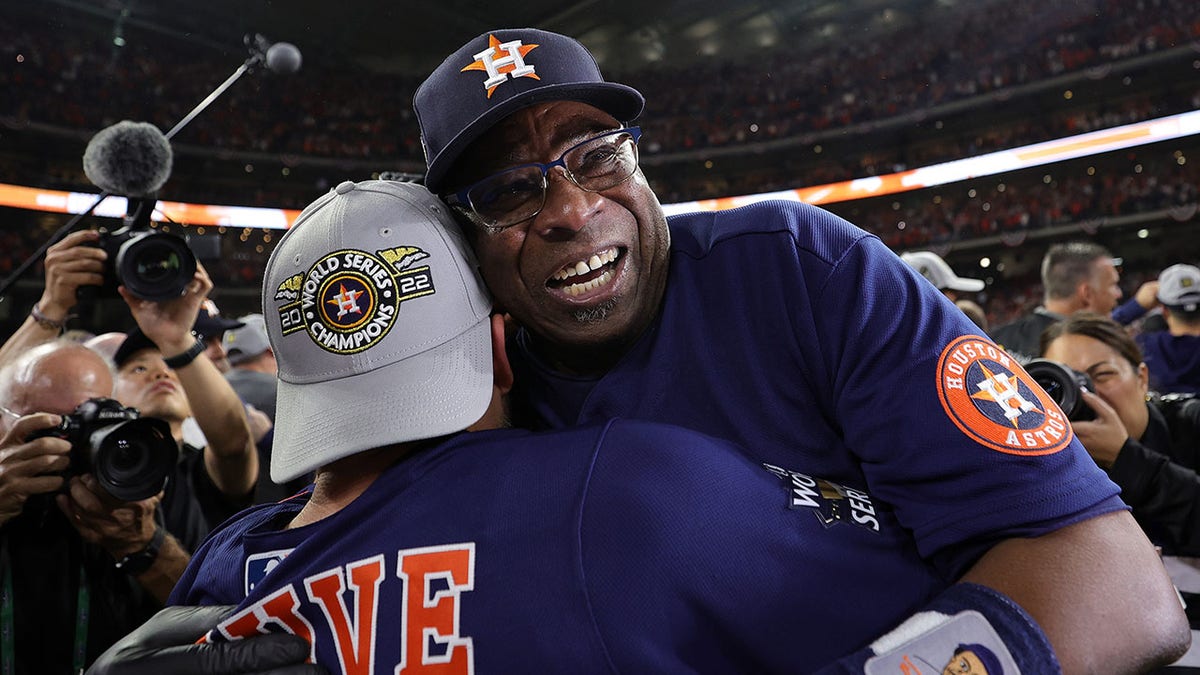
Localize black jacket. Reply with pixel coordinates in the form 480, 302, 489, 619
989, 307, 1064, 364
1108, 394, 1200, 555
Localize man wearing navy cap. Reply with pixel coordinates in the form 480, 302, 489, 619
191, 301, 244, 375
410, 28, 1185, 672
88, 29, 1189, 673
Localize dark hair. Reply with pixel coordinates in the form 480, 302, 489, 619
1170, 305, 1200, 324
1041, 242, 1113, 300
953, 643, 1003, 674
1039, 312, 1143, 368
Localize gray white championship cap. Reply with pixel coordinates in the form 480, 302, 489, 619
1158, 263, 1200, 312
900, 250, 985, 293
262, 180, 493, 482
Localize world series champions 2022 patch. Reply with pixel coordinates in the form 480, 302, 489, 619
936, 336, 1073, 456
273, 247, 436, 354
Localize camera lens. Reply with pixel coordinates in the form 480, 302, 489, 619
107, 439, 148, 473
1025, 359, 1095, 422
115, 232, 197, 301
87, 418, 178, 501
134, 244, 181, 283
1032, 374, 1064, 400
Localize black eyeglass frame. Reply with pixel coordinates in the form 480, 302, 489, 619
445, 126, 644, 232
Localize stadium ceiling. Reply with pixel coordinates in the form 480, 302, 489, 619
27, 0, 959, 74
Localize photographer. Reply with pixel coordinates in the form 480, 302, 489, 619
0, 340, 191, 672
1040, 313, 1200, 555
110, 264, 258, 544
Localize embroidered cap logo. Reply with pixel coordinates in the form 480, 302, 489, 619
461, 34, 540, 98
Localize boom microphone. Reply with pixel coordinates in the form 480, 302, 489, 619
247, 33, 303, 74
82, 121, 173, 197
265, 42, 303, 74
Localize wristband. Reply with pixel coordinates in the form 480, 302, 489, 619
816, 583, 1057, 674
114, 526, 165, 576
30, 304, 73, 332
163, 337, 205, 369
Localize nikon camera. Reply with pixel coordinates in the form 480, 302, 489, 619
1025, 358, 1097, 422
27, 397, 178, 501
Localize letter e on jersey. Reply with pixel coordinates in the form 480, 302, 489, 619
398, 543, 475, 674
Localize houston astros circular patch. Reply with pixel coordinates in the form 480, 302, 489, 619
935, 336, 1073, 456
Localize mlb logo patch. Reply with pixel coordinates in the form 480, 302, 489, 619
245, 549, 293, 596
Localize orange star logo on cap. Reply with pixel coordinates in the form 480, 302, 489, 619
461, 34, 540, 98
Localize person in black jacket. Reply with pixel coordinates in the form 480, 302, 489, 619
1041, 313, 1200, 555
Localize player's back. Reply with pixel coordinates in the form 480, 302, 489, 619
173, 419, 944, 673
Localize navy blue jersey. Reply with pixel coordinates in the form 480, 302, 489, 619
173, 420, 945, 673
509, 201, 1124, 576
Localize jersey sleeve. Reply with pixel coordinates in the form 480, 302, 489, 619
785, 206, 1123, 575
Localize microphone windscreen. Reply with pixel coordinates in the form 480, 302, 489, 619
82, 121, 173, 197
266, 42, 302, 74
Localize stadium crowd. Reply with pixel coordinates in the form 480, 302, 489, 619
1, 4, 1200, 671
2, 0, 1199, 207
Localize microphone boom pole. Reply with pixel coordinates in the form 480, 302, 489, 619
164, 59, 256, 140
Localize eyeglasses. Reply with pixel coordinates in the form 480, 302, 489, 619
446, 127, 643, 232
0, 403, 22, 421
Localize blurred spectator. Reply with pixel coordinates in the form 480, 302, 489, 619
900, 250, 984, 300
192, 300, 243, 375
956, 299, 990, 332
222, 314, 276, 420
991, 241, 1124, 363
1139, 264, 1200, 394
900, 250, 990, 331
83, 331, 128, 362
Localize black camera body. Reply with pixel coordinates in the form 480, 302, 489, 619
1025, 358, 1096, 422
28, 397, 178, 501
93, 198, 197, 301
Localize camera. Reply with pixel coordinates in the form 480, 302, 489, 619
1025, 359, 1096, 422
27, 397, 178, 501
94, 198, 197, 301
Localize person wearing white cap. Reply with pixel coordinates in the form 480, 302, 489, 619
91, 29, 1187, 675
899, 250, 985, 299
900, 250, 990, 330
1138, 263, 1200, 395
93, 180, 1010, 674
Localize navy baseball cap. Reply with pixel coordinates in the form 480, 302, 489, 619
112, 329, 157, 368
414, 28, 645, 194
192, 302, 243, 342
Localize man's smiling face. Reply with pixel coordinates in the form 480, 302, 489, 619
445, 101, 670, 370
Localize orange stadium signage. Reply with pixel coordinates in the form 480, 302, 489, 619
3, 109, 1199, 228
